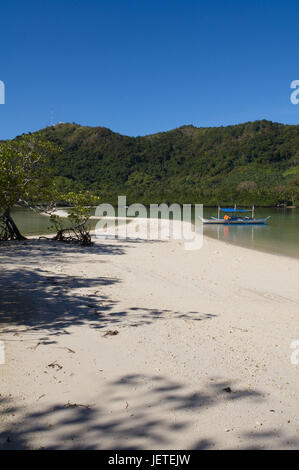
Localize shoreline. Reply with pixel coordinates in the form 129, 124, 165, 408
38, 209, 299, 261
0, 234, 299, 449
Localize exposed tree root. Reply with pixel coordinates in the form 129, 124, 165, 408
52, 225, 93, 246
0, 210, 26, 241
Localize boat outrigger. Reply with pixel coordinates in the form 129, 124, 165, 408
200, 205, 270, 225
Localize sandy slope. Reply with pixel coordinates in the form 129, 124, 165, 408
0, 234, 299, 450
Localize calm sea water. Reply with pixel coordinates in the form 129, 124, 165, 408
202, 207, 299, 259
10, 207, 299, 259
11, 207, 58, 236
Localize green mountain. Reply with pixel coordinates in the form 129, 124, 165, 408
38, 120, 299, 206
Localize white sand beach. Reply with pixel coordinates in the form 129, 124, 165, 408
0, 233, 299, 450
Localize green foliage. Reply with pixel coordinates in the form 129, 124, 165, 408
0, 134, 99, 242
15, 120, 299, 206
283, 166, 299, 177
63, 191, 99, 225
0, 134, 61, 213
49, 191, 100, 245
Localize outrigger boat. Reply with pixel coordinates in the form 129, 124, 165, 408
200, 205, 270, 225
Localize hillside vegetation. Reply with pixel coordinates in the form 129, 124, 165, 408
36, 120, 299, 206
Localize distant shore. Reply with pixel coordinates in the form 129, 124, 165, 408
1, 233, 299, 449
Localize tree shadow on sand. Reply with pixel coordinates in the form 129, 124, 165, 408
0, 373, 297, 450
0, 240, 216, 336
1, 242, 298, 450
0, 239, 127, 265
0, 267, 120, 335
0, 266, 216, 336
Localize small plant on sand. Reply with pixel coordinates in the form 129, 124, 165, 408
50, 192, 99, 246
0, 134, 60, 240
0, 134, 99, 245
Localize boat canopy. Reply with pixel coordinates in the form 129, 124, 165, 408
220, 208, 250, 212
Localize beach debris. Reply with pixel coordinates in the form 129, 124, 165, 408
60, 347, 75, 354
66, 347, 75, 354
223, 387, 232, 393
231, 327, 249, 333
64, 401, 91, 409
47, 360, 63, 370
103, 330, 119, 337
37, 394, 46, 401
29, 342, 41, 350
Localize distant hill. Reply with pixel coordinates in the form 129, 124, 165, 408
35, 120, 299, 205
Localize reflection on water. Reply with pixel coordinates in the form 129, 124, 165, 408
9, 206, 299, 259
203, 207, 299, 259
10, 207, 57, 236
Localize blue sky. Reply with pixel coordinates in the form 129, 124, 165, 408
0, 0, 298, 139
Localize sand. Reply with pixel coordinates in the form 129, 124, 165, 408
0, 232, 299, 450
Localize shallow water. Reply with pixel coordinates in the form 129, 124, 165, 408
10, 207, 58, 236
203, 207, 299, 259
9, 206, 299, 259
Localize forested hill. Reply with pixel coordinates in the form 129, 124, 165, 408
38, 120, 299, 206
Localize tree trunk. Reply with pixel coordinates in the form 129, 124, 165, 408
2, 208, 26, 241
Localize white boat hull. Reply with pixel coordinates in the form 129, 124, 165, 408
200, 216, 270, 225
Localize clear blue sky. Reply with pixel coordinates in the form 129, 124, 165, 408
0, 0, 298, 139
